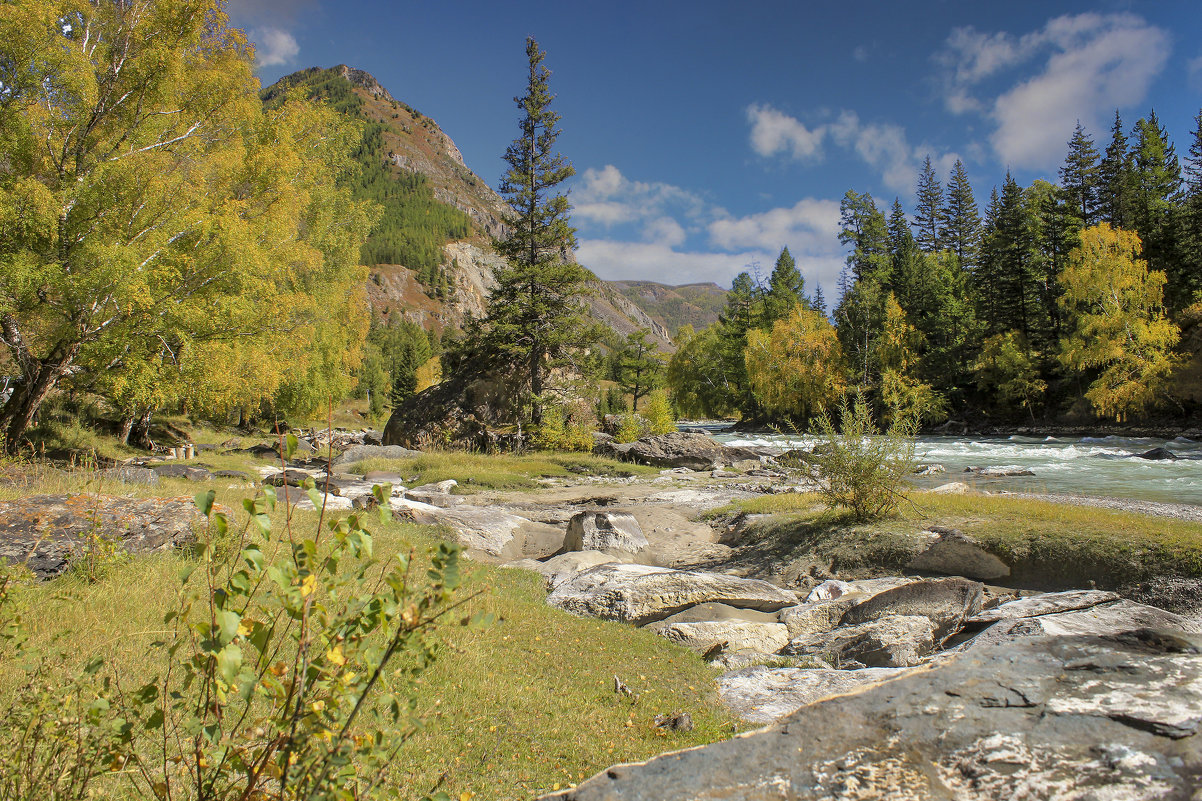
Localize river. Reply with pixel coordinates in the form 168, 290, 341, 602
712, 430, 1202, 505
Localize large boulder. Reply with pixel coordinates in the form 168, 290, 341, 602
778, 599, 857, 639
963, 598, 1200, 651
542, 632, 1202, 800
717, 666, 908, 724
0, 494, 205, 579
501, 550, 622, 590
647, 620, 791, 656
968, 589, 1121, 625
394, 500, 562, 561
381, 363, 526, 452
906, 528, 1010, 580
609, 432, 762, 471
332, 444, 422, 467
546, 563, 797, 626
838, 577, 984, 643
563, 511, 648, 554
782, 615, 937, 667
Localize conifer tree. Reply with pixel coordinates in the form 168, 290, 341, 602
941, 159, 982, 270
811, 284, 827, 315
888, 198, 921, 313
913, 156, 944, 253
485, 37, 594, 424
838, 190, 891, 283
1098, 110, 1135, 229
615, 329, 664, 412
763, 247, 806, 324
976, 186, 1006, 335
1131, 110, 1184, 306
1182, 109, 1202, 300
994, 173, 1040, 346
1059, 121, 1100, 226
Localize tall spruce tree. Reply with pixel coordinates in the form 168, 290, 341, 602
941, 159, 982, 269
838, 190, 891, 283
1132, 110, 1185, 308
763, 247, 806, 324
994, 173, 1040, 346
1182, 109, 1202, 300
486, 37, 594, 424
888, 198, 921, 312
976, 186, 1006, 335
1098, 110, 1134, 229
913, 156, 944, 253
1059, 121, 1100, 226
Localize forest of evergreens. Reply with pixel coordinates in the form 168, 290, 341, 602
668, 110, 1202, 428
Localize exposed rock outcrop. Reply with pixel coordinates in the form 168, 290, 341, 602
0, 495, 205, 579
544, 632, 1202, 800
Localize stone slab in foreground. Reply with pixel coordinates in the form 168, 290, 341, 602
542, 631, 1202, 800
0, 494, 204, 578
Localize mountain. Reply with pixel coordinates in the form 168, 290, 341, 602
607, 281, 729, 335
262, 66, 670, 348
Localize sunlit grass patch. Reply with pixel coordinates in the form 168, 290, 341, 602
344, 451, 656, 492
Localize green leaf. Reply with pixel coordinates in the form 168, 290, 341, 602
194, 489, 216, 516
213, 513, 229, 537
216, 643, 242, 686
215, 609, 241, 645
285, 433, 299, 460
306, 487, 324, 510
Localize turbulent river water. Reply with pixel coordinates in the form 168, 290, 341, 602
714, 431, 1202, 506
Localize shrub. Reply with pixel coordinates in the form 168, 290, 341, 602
806, 393, 917, 521
614, 414, 644, 443
642, 389, 677, 436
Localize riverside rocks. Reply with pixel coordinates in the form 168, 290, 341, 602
837, 577, 984, 643
598, 432, 762, 471
332, 444, 422, 467
563, 510, 648, 554
0, 494, 205, 578
962, 598, 1200, 651
717, 666, 906, 724
782, 615, 938, 667
647, 620, 791, 655
906, 528, 1011, 580
546, 563, 797, 625
968, 588, 1121, 624
541, 632, 1202, 800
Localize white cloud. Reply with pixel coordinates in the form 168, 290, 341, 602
747, 104, 825, 161
573, 165, 708, 229
578, 240, 768, 287
748, 106, 957, 193
708, 198, 840, 253
852, 45, 869, 63
1189, 54, 1202, 87
252, 27, 299, 67
938, 13, 1169, 170
643, 217, 687, 248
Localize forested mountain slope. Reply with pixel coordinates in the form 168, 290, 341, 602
263, 66, 670, 347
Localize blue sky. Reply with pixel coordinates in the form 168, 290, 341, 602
232, 0, 1202, 295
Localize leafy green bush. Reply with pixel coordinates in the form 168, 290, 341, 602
614, 414, 644, 444
642, 389, 676, 435
806, 393, 917, 521
0, 446, 482, 801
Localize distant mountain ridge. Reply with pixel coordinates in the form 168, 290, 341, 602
608, 281, 729, 335
263, 65, 673, 348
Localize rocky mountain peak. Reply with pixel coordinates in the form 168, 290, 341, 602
333, 65, 394, 102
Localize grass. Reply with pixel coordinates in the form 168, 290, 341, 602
711, 490, 1202, 589
0, 493, 735, 800
343, 451, 658, 492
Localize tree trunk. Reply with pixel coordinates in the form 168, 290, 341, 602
118, 416, 134, 445
130, 407, 154, 450
1, 362, 66, 454
529, 343, 544, 426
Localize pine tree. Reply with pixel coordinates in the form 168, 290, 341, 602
485, 37, 595, 424
941, 159, 982, 270
993, 173, 1040, 346
838, 190, 891, 283
811, 283, 827, 315
888, 198, 921, 313
1098, 110, 1134, 229
1131, 110, 1185, 308
913, 156, 944, 253
1182, 109, 1202, 300
615, 329, 664, 412
976, 186, 1006, 334
1059, 121, 1100, 226
763, 246, 806, 324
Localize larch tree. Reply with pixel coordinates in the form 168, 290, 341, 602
0, 0, 374, 450
486, 36, 594, 425
614, 329, 664, 412
1058, 224, 1179, 421
744, 305, 846, 424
